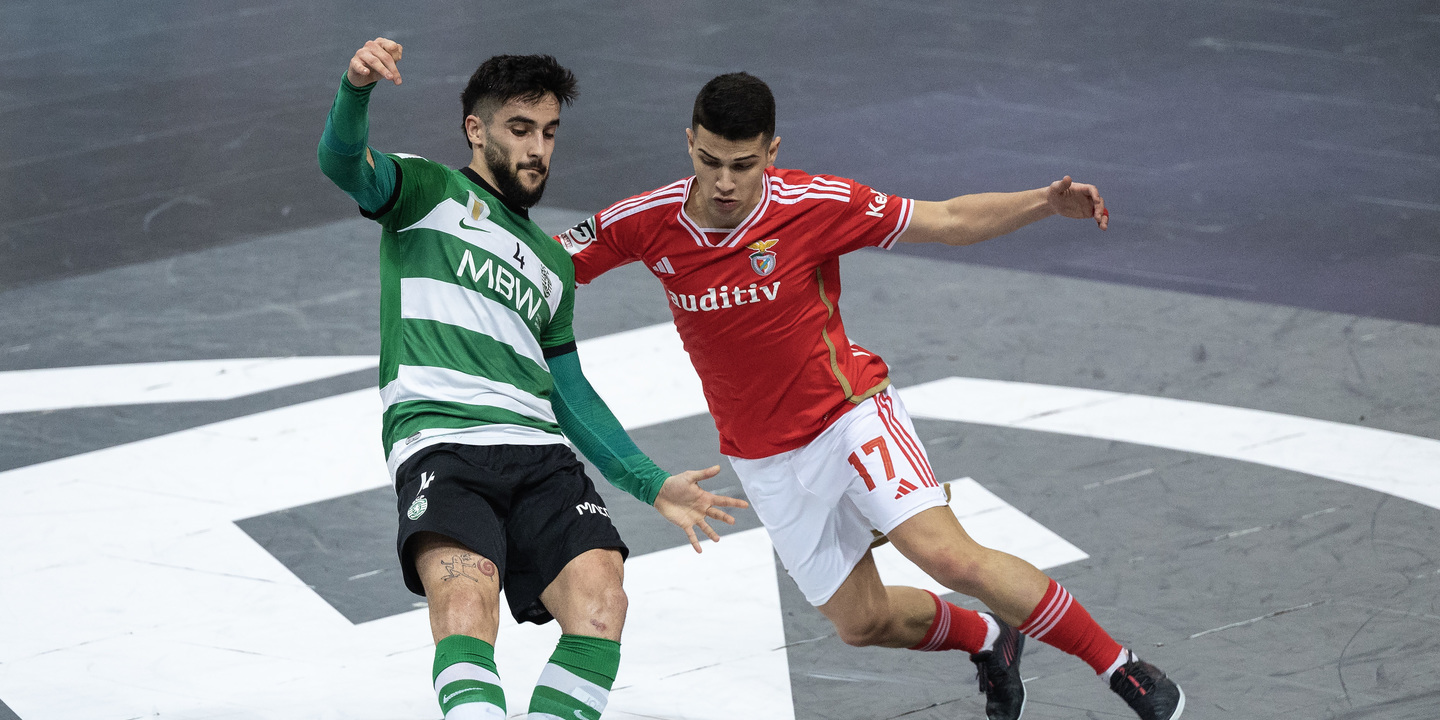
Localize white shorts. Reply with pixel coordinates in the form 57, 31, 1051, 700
727, 386, 946, 606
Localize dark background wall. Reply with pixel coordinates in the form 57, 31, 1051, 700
3, 0, 1437, 323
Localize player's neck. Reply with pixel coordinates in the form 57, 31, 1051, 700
467, 159, 502, 193
683, 185, 753, 231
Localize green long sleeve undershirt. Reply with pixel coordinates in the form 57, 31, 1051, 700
315, 73, 666, 503
317, 74, 396, 213
549, 350, 670, 505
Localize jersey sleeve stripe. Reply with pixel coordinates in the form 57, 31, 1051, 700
380, 364, 556, 423
879, 197, 915, 249
770, 180, 852, 197
772, 193, 851, 204
808, 177, 852, 190
600, 188, 686, 224
599, 181, 688, 223
600, 195, 687, 229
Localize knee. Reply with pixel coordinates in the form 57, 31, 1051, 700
429, 587, 497, 638
924, 552, 989, 596
593, 582, 628, 621
834, 614, 892, 648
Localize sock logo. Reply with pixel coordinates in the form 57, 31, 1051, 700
441, 686, 480, 704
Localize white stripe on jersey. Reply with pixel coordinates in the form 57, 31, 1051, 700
768, 177, 852, 205
770, 178, 852, 195
600, 186, 687, 224
399, 277, 548, 368
381, 364, 555, 423
600, 193, 686, 229
770, 180, 852, 196
772, 193, 851, 204
600, 180, 688, 225
386, 424, 566, 478
398, 196, 563, 319
880, 197, 915, 249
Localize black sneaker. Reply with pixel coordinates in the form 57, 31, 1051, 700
969, 613, 1026, 720
1109, 652, 1185, 720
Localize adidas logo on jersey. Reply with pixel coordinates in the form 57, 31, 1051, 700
668, 282, 781, 313
651, 257, 676, 274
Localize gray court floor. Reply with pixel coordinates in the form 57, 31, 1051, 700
2, 1, 1438, 719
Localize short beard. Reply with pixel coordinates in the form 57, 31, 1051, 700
483, 136, 547, 209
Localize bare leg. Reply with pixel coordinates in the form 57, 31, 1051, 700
411, 531, 502, 644
817, 551, 942, 648
538, 547, 628, 641
886, 506, 1050, 626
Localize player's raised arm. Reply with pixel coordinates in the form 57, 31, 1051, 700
317, 37, 405, 213
548, 350, 748, 553
898, 175, 1109, 246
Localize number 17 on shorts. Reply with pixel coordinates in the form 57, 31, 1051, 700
838, 389, 945, 533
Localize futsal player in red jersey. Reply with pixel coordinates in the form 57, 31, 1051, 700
557, 73, 1183, 720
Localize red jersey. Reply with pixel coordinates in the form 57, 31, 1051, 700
557, 167, 914, 458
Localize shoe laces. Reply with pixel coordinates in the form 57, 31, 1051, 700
974, 652, 1010, 694
1114, 660, 1159, 703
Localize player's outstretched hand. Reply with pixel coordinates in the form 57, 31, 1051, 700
1047, 175, 1108, 230
347, 37, 404, 88
654, 465, 750, 554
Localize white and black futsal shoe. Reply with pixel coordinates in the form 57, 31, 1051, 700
969, 613, 1026, 720
1109, 652, 1185, 719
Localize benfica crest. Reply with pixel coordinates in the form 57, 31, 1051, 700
747, 239, 779, 276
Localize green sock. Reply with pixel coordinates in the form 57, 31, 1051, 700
526, 634, 621, 720
433, 634, 506, 719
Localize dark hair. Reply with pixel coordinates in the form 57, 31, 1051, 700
691, 72, 775, 142
460, 54, 578, 147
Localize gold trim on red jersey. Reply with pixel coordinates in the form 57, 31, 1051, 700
815, 268, 890, 404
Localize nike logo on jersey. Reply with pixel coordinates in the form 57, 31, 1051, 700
651, 256, 676, 274
668, 282, 781, 313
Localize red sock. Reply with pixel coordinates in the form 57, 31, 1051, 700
1017, 579, 1126, 674
908, 590, 990, 653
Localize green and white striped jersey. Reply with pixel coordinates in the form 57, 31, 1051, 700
366, 154, 577, 479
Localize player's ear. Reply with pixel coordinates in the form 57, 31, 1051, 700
465, 115, 485, 150
767, 135, 780, 167
685, 127, 695, 152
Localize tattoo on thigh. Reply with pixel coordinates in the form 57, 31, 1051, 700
480, 558, 496, 577
439, 553, 483, 583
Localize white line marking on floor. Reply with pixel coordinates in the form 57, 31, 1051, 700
0, 356, 378, 414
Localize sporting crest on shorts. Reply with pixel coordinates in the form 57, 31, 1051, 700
747, 239, 779, 276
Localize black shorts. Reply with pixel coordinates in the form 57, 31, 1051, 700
394, 442, 628, 625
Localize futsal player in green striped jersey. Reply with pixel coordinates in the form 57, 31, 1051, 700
318, 37, 747, 720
